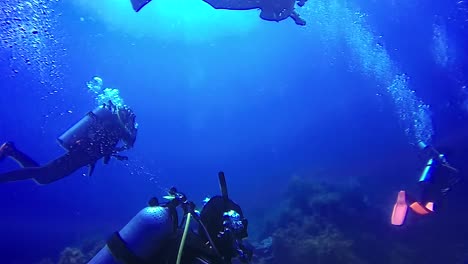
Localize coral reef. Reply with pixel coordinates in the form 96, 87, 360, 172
252, 175, 468, 264
272, 224, 363, 264
254, 176, 401, 264
57, 247, 87, 264
36, 259, 54, 264
36, 239, 104, 264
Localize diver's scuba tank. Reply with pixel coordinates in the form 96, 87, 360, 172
417, 141, 449, 164
419, 158, 437, 183
417, 141, 460, 195
88, 172, 253, 264
417, 141, 449, 184
417, 141, 458, 174
57, 104, 118, 151
88, 205, 176, 264
417, 141, 430, 151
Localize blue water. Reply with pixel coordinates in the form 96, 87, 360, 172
1, 0, 467, 263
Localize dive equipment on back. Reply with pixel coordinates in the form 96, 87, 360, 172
88, 172, 252, 264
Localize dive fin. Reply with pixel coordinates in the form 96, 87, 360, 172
88, 163, 96, 177
425, 202, 434, 212
391, 190, 408, 226
131, 0, 153, 12
409, 202, 432, 215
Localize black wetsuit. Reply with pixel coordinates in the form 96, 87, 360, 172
418, 159, 459, 207
202, 0, 306, 25
130, 0, 307, 25
0, 111, 130, 185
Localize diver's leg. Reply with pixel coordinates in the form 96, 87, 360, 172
0, 152, 92, 185
290, 10, 306, 26
0, 142, 40, 167
418, 181, 434, 205
0, 164, 73, 185
33, 152, 94, 185
131, 0, 152, 12
406, 182, 434, 214
0, 167, 45, 183
202, 0, 261, 10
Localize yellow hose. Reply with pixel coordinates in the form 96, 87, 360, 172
177, 213, 192, 264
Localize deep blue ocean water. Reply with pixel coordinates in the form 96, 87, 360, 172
1, 0, 468, 263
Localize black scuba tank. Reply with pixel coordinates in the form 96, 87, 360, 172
57, 106, 118, 151
88, 206, 175, 264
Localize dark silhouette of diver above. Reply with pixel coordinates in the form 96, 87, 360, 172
0, 101, 138, 185
130, 0, 307, 26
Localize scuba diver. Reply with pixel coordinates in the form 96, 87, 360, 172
0, 101, 137, 185
391, 141, 460, 226
130, 0, 307, 26
88, 171, 253, 264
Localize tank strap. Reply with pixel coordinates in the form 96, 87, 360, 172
87, 111, 98, 120
107, 232, 148, 264
160, 201, 179, 232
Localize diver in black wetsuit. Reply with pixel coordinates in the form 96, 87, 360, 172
391, 141, 460, 226
0, 101, 137, 185
130, 0, 307, 25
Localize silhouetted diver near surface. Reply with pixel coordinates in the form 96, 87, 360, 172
130, 0, 307, 25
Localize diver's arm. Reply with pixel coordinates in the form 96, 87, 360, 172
112, 143, 131, 154
111, 145, 130, 161
1, 143, 40, 168
106, 144, 130, 163
111, 154, 129, 161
